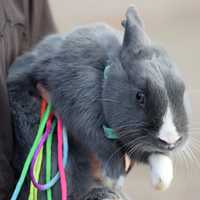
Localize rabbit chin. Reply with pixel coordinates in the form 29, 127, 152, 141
148, 153, 173, 191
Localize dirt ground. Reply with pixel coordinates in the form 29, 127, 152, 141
49, 0, 200, 199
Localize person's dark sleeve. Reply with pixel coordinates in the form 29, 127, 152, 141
16, 0, 56, 47
0, 77, 15, 199
0, 0, 56, 198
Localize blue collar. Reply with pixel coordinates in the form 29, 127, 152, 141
103, 65, 119, 140
103, 125, 118, 139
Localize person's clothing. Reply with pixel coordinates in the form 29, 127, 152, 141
0, 0, 56, 198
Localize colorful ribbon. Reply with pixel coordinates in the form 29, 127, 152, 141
57, 118, 68, 200
29, 121, 68, 191
10, 100, 68, 200
10, 103, 51, 200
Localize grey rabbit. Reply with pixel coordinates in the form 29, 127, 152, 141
8, 6, 189, 200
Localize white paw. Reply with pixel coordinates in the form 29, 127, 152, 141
148, 154, 173, 191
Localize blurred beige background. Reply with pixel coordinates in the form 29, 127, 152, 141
49, 0, 200, 199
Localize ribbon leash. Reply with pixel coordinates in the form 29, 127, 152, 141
29, 129, 68, 191
29, 100, 47, 200
11, 103, 51, 200
46, 123, 54, 200
57, 118, 68, 200
29, 116, 55, 190
10, 100, 68, 200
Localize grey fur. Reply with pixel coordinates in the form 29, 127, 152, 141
8, 6, 189, 199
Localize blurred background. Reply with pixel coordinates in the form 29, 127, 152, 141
48, 0, 200, 199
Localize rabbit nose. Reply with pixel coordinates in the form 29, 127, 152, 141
157, 135, 183, 150
158, 133, 181, 146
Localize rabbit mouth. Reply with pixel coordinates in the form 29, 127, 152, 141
153, 135, 184, 151
121, 134, 188, 162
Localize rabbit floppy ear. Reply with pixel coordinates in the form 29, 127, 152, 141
122, 6, 151, 55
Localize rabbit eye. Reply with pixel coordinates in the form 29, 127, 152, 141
136, 91, 145, 106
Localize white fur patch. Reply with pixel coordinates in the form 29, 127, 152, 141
116, 175, 125, 188
103, 175, 125, 190
149, 154, 173, 191
158, 106, 180, 144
